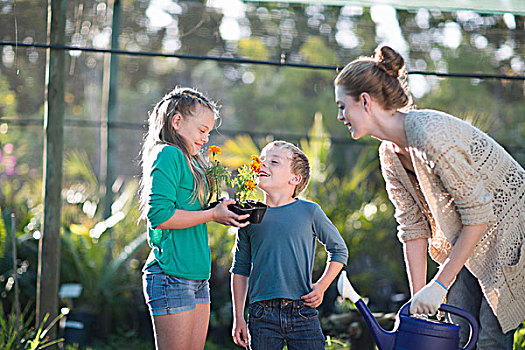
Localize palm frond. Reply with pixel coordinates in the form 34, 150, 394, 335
220, 135, 260, 169
64, 150, 98, 186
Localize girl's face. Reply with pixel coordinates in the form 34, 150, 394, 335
172, 104, 215, 156
335, 84, 368, 139
258, 147, 298, 194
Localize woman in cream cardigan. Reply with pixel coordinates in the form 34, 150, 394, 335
334, 45, 524, 349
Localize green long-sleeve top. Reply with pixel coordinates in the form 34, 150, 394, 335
146, 144, 211, 280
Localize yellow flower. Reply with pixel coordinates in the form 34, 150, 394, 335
245, 180, 256, 191
208, 145, 222, 155
251, 155, 261, 164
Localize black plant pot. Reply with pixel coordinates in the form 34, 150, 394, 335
208, 200, 267, 224
229, 200, 267, 224
62, 311, 96, 346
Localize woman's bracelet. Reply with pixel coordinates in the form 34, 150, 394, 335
435, 279, 448, 291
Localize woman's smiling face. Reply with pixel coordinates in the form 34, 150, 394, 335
335, 84, 368, 139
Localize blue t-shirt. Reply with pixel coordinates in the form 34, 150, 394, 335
230, 199, 348, 302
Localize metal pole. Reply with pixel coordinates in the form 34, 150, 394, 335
102, 0, 120, 219
37, 0, 65, 341
11, 213, 20, 345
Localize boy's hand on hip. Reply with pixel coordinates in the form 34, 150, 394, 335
232, 317, 249, 348
301, 284, 324, 308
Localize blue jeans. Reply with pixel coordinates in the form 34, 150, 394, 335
247, 299, 325, 350
446, 267, 515, 350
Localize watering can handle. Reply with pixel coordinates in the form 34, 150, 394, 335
399, 302, 479, 350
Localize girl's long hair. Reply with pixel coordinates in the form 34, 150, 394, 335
139, 86, 220, 220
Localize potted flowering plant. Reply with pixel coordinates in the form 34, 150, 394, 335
205, 146, 267, 224
206, 145, 231, 203
232, 155, 261, 202
229, 155, 267, 224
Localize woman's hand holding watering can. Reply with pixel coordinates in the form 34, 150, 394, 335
410, 279, 448, 315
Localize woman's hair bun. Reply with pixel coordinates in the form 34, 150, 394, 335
374, 46, 405, 78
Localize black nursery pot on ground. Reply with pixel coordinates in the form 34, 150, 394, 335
208, 200, 267, 224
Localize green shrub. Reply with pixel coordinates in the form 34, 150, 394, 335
0, 302, 64, 350
515, 321, 525, 350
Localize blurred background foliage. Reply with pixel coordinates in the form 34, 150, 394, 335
0, 0, 524, 348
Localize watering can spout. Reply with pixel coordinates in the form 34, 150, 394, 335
337, 271, 396, 350
337, 270, 361, 303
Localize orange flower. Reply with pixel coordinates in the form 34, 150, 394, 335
208, 145, 221, 155
250, 161, 261, 174
244, 179, 256, 191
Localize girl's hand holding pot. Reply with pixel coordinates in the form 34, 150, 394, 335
212, 199, 250, 227
410, 280, 448, 315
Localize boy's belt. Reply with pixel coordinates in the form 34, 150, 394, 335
257, 298, 302, 308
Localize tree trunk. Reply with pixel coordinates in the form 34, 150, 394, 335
37, 0, 66, 345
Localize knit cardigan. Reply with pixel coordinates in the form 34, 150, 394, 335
379, 109, 525, 333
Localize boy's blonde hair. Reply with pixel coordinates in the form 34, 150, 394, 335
262, 141, 310, 198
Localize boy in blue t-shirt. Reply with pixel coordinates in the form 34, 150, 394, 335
230, 141, 349, 350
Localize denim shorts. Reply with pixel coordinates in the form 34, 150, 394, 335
142, 262, 210, 316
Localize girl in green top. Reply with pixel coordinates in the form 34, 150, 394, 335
139, 86, 249, 350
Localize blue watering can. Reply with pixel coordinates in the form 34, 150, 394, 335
337, 271, 479, 350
